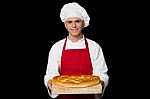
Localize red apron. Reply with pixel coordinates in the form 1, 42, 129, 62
58, 38, 95, 99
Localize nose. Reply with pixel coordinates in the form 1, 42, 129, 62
72, 22, 76, 28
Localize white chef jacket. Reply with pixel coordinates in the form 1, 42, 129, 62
44, 35, 109, 98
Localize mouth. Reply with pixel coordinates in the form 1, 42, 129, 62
71, 29, 78, 33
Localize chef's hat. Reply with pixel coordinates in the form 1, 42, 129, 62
60, 2, 90, 27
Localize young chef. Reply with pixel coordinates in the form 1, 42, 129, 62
44, 2, 109, 99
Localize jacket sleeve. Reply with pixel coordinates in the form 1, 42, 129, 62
91, 43, 109, 97
44, 44, 60, 98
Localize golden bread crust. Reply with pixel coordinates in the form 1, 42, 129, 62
52, 75, 100, 87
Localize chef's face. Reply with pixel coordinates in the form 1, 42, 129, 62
64, 17, 85, 37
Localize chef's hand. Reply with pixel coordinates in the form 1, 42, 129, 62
95, 81, 104, 98
48, 79, 52, 90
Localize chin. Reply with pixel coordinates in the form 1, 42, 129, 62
72, 33, 80, 37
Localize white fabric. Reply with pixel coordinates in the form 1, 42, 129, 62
44, 36, 109, 98
60, 2, 90, 27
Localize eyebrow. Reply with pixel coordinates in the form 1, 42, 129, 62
66, 20, 82, 22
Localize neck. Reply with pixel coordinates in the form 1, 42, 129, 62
68, 34, 83, 42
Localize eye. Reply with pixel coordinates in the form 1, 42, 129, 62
75, 20, 82, 23
67, 21, 72, 24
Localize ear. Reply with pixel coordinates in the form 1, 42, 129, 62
82, 21, 85, 28
64, 22, 67, 29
